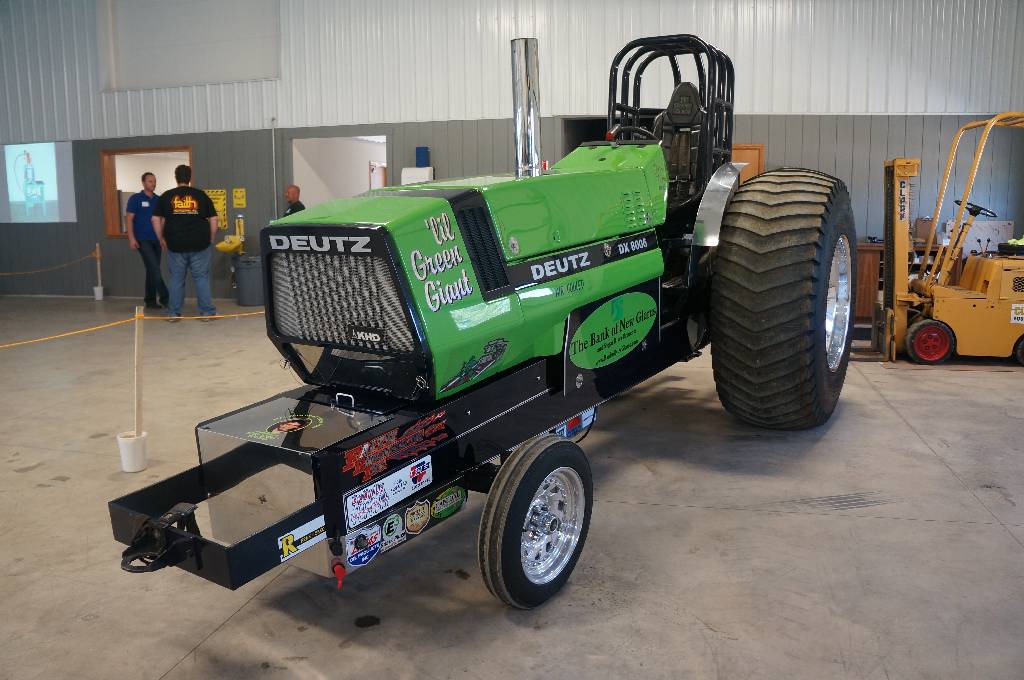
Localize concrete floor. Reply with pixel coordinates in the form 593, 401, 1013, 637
2, 296, 1024, 680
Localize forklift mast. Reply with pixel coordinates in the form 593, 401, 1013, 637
878, 158, 919, 359
918, 112, 1024, 290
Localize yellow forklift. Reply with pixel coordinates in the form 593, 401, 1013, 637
877, 112, 1024, 364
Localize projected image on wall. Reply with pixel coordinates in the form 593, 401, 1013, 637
1, 141, 77, 223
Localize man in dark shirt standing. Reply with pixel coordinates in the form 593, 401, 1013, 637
282, 184, 305, 217
152, 165, 219, 320
125, 171, 168, 309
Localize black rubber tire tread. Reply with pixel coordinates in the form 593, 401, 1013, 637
905, 319, 956, 365
477, 435, 592, 609
1014, 335, 1024, 366
711, 167, 856, 429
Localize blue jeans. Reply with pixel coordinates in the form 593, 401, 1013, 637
166, 246, 216, 317
136, 239, 169, 305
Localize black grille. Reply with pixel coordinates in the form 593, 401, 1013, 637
1014, 276, 1024, 293
456, 206, 509, 293
270, 252, 414, 354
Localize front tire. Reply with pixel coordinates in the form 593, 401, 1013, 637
906, 319, 955, 364
710, 169, 856, 429
478, 435, 593, 609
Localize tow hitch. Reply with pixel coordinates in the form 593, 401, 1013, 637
120, 502, 200, 573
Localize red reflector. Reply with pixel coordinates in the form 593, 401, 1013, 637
605, 130, 614, 141
332, 561, 347, 590
568, 415, 582, 430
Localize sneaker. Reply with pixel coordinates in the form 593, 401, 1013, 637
199, 314, 216, 322
167, 315, 182, 323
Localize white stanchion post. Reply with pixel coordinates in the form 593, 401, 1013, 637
134, 305, 144, 438
93, 242, 104, 300
117, 306, 147, 472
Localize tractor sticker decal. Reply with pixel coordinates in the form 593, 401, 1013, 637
346, 525, 382, 567
342, 411, 448, 482
381, 513, 406, 552
246, 413, 324, 442
569, 292, 658, 369
277, 515, 326, 563
431, 486, 467, 520
506, 229, 658, 287
344, 456, 433, 530
1012, 303, 1024, 324
405, 500, 431, 534
554, 407, 597, 439
410, 212, 475, 312
440, 338, 509, 392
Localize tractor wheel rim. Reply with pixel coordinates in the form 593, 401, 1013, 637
521, 466, 585, 585
825, 236, 852, 371
914, 326, 950, 361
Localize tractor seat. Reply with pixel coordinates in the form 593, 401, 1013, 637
653, 82, 705, 213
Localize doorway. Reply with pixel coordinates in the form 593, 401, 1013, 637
291, 136, 387, 208
100, 147, 191, 237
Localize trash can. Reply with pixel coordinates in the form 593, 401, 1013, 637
235, 255, 264, 306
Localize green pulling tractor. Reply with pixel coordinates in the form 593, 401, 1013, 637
111, 35, 855, 609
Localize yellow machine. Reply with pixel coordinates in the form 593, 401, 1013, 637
215, 214, 246, 255
877, 112, 1024, 364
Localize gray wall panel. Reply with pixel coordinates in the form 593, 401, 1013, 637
866, 116, 890, 237
817, 116, 838, 178
784, 116, 804, 167
447, 121, 464, 179
734, 116, 751, 144
850, 117, 872, 237
919, 116, 943, 222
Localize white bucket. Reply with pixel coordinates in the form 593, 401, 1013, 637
93, 286, 104, 301
116, 430, 148, 472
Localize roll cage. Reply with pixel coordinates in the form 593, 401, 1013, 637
606, 34, 735, 207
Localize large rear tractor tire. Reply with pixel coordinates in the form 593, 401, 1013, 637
710, 169, 856, 429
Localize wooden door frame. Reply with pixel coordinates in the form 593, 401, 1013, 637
100, 146, 192, 238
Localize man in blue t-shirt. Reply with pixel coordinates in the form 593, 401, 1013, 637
126, 172, 169, 309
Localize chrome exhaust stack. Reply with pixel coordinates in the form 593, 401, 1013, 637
511, 38, 541, 179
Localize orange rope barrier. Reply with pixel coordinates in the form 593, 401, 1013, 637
0, 248, 98, 277
0, 318, 134, 350
142, 311, 265, 321
0, 311, 265, 350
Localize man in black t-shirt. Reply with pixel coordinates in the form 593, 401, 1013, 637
152, 165, 219, 320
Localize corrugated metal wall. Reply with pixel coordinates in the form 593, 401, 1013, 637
3, 0, 1024, 143
4, 113, 1022, 297
0, 0, 277, 144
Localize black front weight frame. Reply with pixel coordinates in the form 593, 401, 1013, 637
110, 279, 684, 590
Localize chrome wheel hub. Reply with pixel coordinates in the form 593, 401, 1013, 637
825, 236, 852, 372
521, 467, 585, 585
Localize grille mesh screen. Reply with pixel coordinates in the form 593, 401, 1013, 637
1014, 276, 1024, 293
456, 206, 509, 292
270, 252, 414, 353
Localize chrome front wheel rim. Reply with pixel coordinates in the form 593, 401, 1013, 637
825, 235, 852, 372
521, 467, 585, 585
